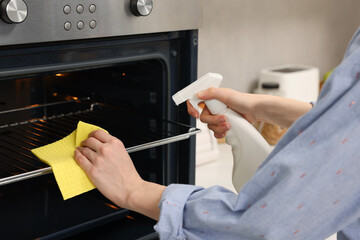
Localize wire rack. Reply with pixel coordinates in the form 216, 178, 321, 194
0, 99, 200, 186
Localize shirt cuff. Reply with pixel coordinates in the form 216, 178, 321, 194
154, 184, 203, 240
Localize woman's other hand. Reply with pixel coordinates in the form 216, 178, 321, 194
74, 130, 165, 220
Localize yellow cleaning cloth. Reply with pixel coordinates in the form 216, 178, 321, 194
31, 121, 106, 200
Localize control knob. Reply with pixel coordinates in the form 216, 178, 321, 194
0, 0, 28, 24
130, 0, 153, 17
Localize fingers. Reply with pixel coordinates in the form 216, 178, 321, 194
88, 129, 112, 143
76, 146, 98, 165
187, 100, 199, 118
74, 148, 93, 174
199, 107, 227, 125
187, 87, 235, 138
78, 133, 125, 164
81, 129, 115, 150
196, 87, 229, 102
81, 136, 103, 152
215, 130, 228, 139
208, 122, 230, 136
199, 106, 230, 139
187, 88, 231, 119
78, 131, 109, 164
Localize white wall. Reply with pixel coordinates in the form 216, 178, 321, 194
198, 0, 360, 92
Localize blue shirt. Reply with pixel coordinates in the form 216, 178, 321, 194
154, 27, 360, 240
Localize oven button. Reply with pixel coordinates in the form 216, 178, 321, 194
89, 4, 96, 13
64, 21, 72, 31
130, 0, 153, 17
0, 0, 28, 24
76, 4, 84, 14
77, 20, 84, 30
63, 5, 71, 14
89, 20, 96, 29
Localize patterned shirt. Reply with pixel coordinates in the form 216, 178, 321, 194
154, 27, 360, 240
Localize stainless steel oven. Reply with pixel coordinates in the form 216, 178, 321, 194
0, 0, 201, 238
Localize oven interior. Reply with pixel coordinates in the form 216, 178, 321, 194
0, 59, 198, 239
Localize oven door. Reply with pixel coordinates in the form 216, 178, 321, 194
0, 31, 199, 239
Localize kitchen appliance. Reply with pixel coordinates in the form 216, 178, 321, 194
0, 0, 201, 239
256, 64, 320, 102
254, 64, 319, 145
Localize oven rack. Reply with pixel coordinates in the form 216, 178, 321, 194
0, 100, 200, 186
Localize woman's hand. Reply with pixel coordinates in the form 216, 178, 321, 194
187, 87, 312, 137
74, 130, 165, 220
192, 105, 231, 139
187, 87, 260, 138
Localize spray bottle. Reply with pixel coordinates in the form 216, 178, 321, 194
173, 73, 271, 192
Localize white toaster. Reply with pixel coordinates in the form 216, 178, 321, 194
256, 64, 320, 102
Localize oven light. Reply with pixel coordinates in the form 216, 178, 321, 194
55, 73, 70, 77
122, 73, 126, 76
104, 202, 119, 210
126, 215, 135, 220
53, 93, 58, 96
64, 96, 78, 101
28, 104, 40, 108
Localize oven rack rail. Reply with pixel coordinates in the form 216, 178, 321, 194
0, 100, 200, 186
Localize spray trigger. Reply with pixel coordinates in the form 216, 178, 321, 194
189, 98, 202, 116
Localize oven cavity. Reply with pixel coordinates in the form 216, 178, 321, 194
0, 59, 199, 239
0, 60, 198, 186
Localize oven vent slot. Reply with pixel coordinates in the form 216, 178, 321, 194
0, 99, 200, 186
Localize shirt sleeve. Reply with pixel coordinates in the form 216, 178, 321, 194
155, 77, 360, 239
155, 29, 360, 239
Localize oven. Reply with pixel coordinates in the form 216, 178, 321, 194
0, 0, 201, 239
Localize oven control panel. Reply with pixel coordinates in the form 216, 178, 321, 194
0, 0, 201, 46
62, 3, 98, 31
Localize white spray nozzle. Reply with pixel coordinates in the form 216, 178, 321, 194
172, 73, 223, 113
